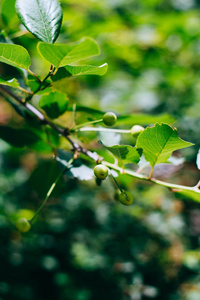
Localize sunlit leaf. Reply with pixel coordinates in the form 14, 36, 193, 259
0, 43, 31, 69
15, 0, 63, 43
51, 63, 108, 81
37, 38, 100, 68
65, 63, 108, 76
0, 77, 20, 89
136, 123, 193, 167
1, 0, 17, 27
174, 189, 200, 202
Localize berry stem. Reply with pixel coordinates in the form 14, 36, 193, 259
72, 119, 103, 131
110, 173, 123, 193
103, 161, 200, 197
148, 167, 154, 180
29, 158, 74, 223
27, 69, 42, 83
77, 127, 131, 133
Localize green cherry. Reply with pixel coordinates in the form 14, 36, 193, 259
130, 125, 144, 138
103, 112, 117, 126
15, 218, 31, 233
94, 164, 109, 180
118, 190, 134, 206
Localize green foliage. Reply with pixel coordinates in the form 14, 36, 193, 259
0, 0, 200, 299
117, 114, 175, 126
0, 43, 31, 70
0, 77, 20, 89
15, 0, 63, 43
0, 126, 40, 148
100, 141, 142, 165
39, 90, 68, 119
1, 0, 17, 27
38, 38, 100, 68
65, 63, 108, 77
136, 123, 193, 167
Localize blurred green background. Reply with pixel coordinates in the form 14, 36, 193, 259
0, 0, 200, 299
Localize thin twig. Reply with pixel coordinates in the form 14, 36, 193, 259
77, 127, 131, 133
0, 85, 100, 162
29, 158, 74, 223
103, 161, 200, 198
72, 119, 103, 131
27, 69, 42, 83
0, 85, 199, 198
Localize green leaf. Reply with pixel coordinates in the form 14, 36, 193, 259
99, 141, 142, 164
68, 105, 104, 118
65, 63, 108, 76
175, 189, 200, 202
39, 91, 68, 119
136, 123, 193, 167
37, 38, 100, 68
27, 74, 41, 92
117, 114, 175, 126
1, 0, 17, 27
0, 126, 39, 148
67, 107, 175, 128
0, 43, 31, 69
0, 77, 20, 89
15, 0, 63, 43
0, 124, 56, 152
51, 63, 108, 81
67, 106, 104, 125
29, 161, 61, 198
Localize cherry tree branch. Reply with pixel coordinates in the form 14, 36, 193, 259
0, 85, 100, 161
103, 161, 200, 200
0, 85, 199, 200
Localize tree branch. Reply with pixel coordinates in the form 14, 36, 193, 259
0, 85, 199, 199
0, 85, 100, 162
103, 161, 200, 199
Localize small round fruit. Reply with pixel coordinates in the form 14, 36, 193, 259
15, 218, 31, 233
103, 112, 117, 126
130, 125, 144, 138
94, 164, 109, 180
118, 190, 134, 206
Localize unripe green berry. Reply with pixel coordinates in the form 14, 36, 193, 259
118, 190, 134, 206
130, 125, 144, 138
94, 164, 109, 180
15, 218, 31, 233
103, 112, 117, 126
